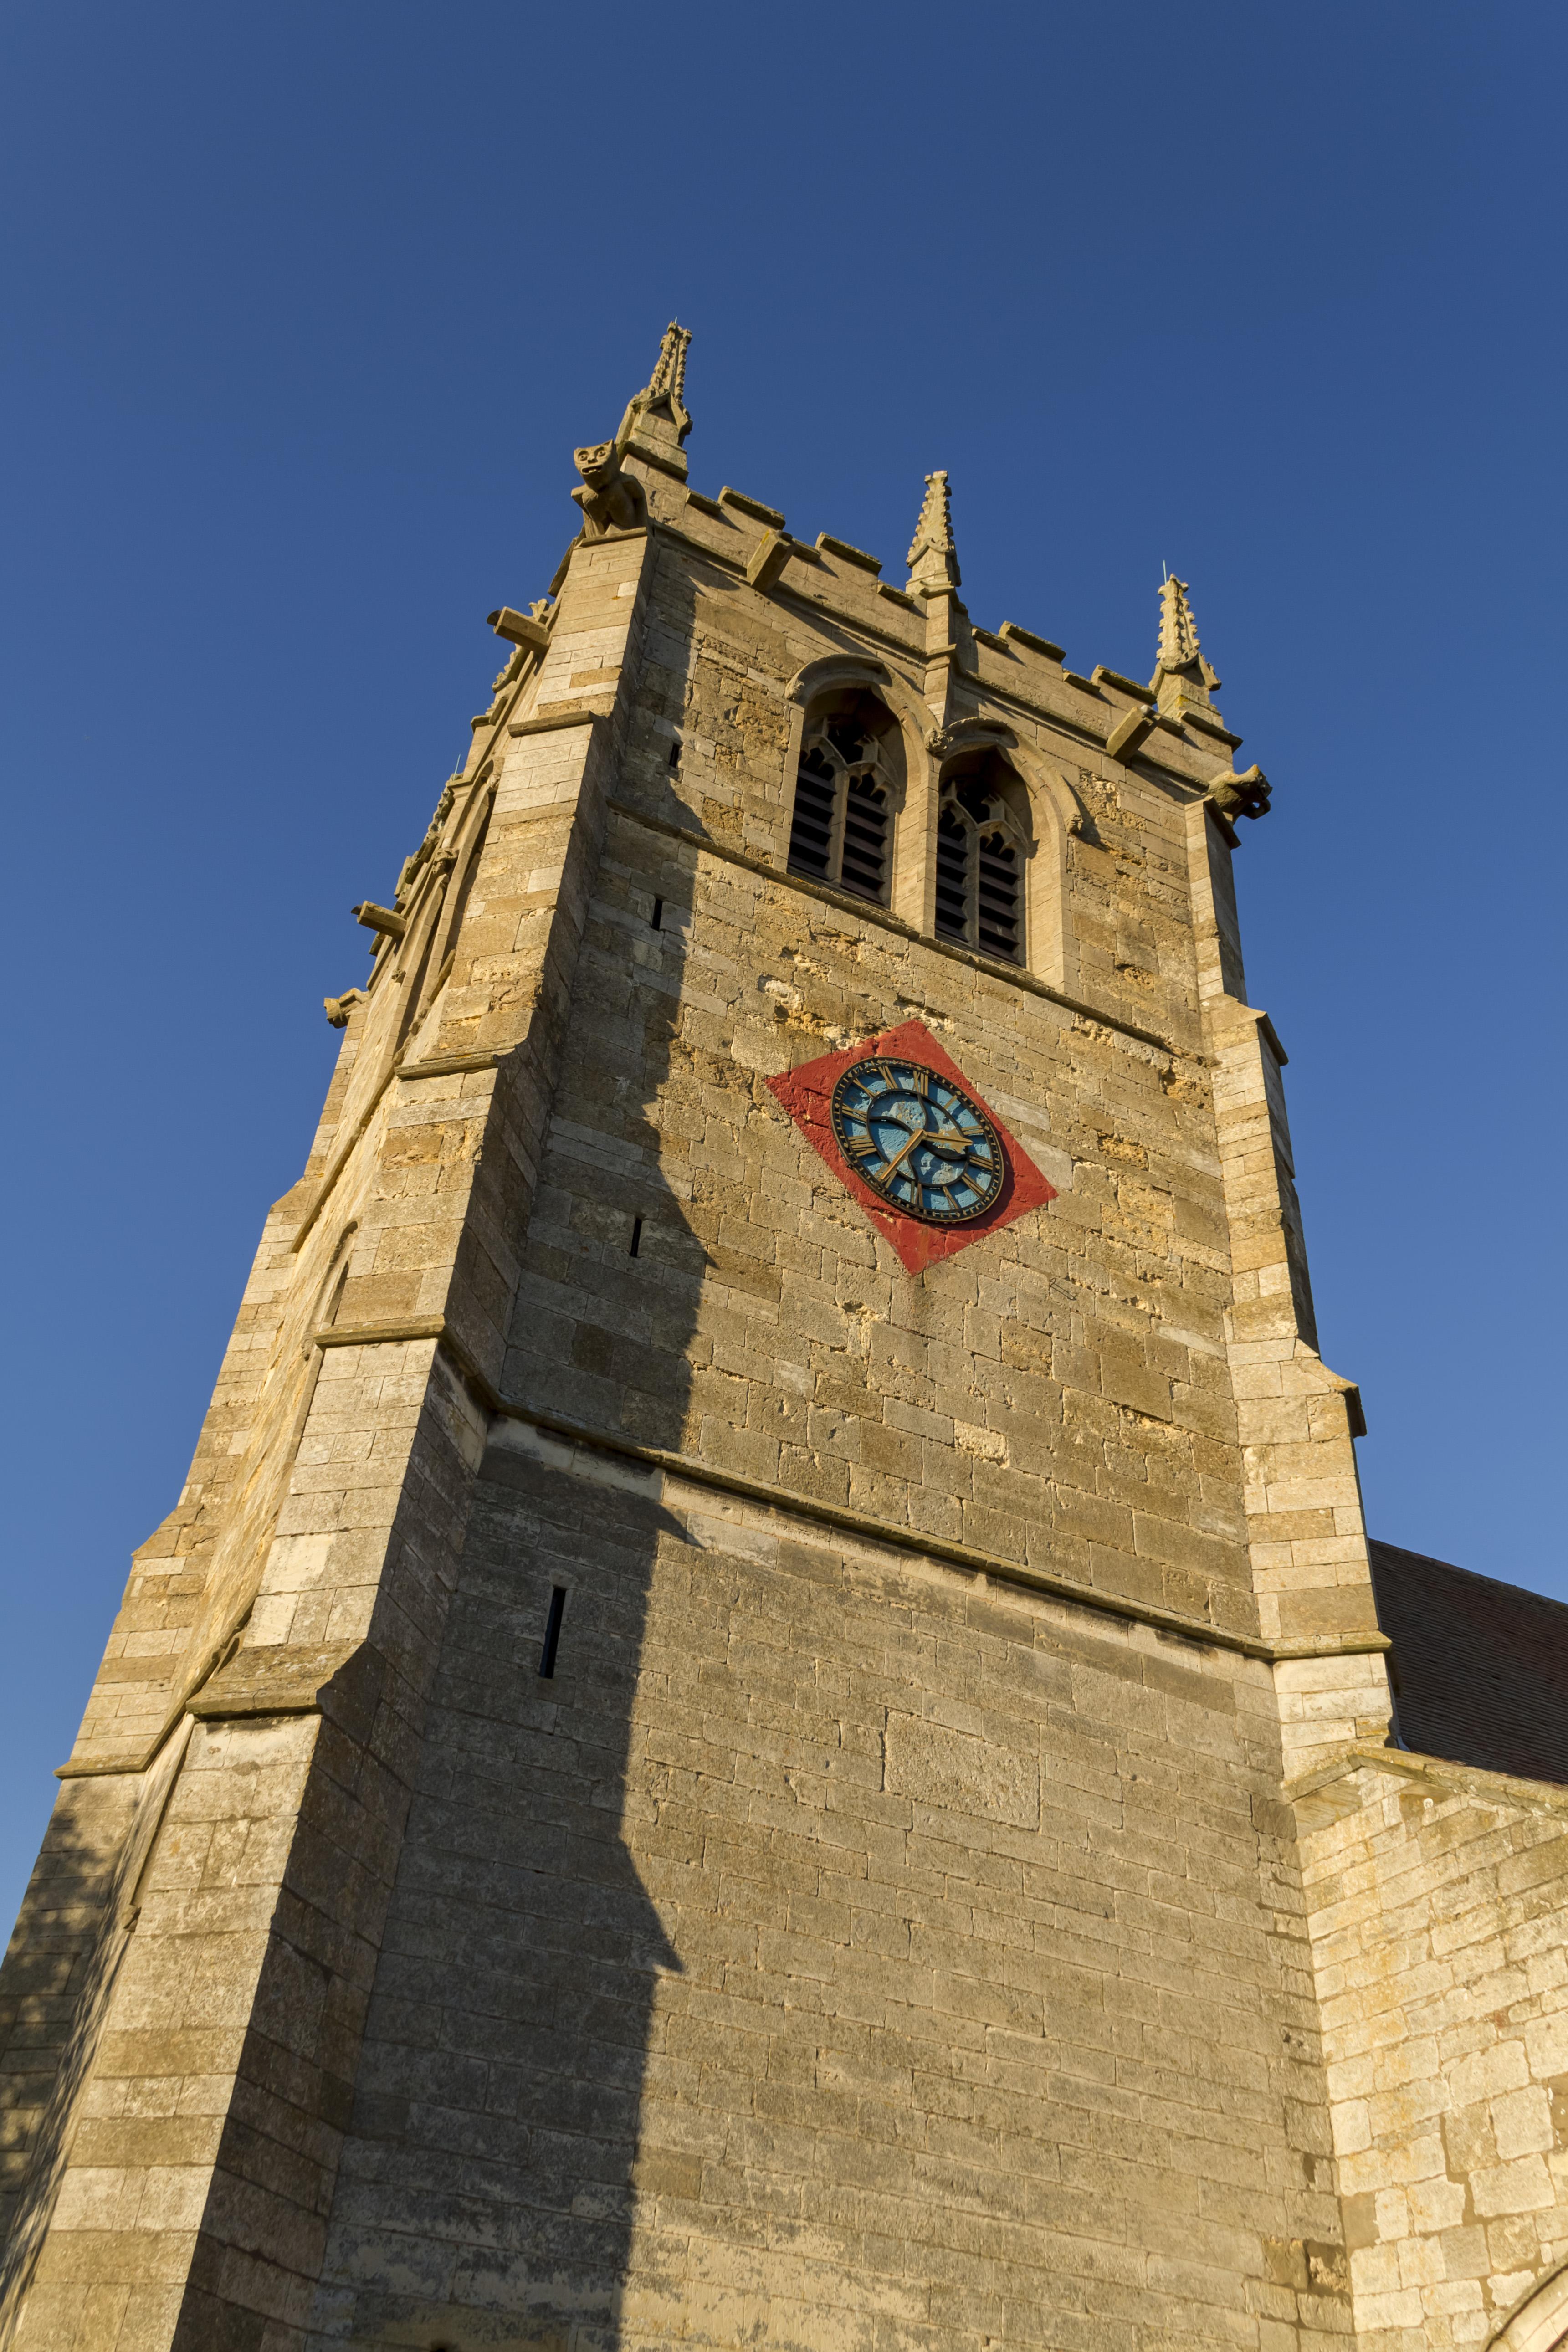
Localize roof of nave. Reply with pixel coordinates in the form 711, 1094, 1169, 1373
1371, 1539, 1568, 1788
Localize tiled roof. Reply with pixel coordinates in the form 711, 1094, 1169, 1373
1369, 1539, 1568, 1788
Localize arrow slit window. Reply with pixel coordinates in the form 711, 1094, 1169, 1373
934, 753, 1028, 965
788, 693, 901, 904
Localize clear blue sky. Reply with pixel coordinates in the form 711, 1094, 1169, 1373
3, 0, 1564, 1939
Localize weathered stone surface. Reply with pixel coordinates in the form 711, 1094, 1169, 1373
1, 331, 1553, 2352
1293, 1752, 1568, 2352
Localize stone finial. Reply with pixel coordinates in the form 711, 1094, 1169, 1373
643, 320, 692, 437
906, 470, 961, 594
623, 319, 692, 452
1151, 569, 1223, 715
1157, 574, 1201, 675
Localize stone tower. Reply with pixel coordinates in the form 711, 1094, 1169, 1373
9, 326, 1549, 2352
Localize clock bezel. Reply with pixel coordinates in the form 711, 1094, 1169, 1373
828, 1056, 1007, 1226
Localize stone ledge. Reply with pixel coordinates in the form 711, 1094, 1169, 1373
508, 703, 611, 737
718, 485, 786, 527
314, 1314, 502, 1411
186, 1640, 374, 1725
815, 532, 882, 574
54, 1748, 164, 1779
1286, 1739, 1568, 1822
315, 1315, 446, 1350
56, 1645, 392, 1774
397, 1048, 507, 1080
490, 1397, 1391, 1670
1093, 665, 1155, 703
998, 621, 1066, 662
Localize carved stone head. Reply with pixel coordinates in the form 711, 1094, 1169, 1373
1207, 763, 1272, 822
574, 442, 616, 488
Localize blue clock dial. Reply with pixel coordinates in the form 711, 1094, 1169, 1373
829, 1056, 1006, 1225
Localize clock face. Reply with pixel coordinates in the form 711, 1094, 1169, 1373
829, 1056, 1006, 1225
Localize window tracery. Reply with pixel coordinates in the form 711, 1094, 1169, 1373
933, 758, 1027, 964
787, 699, 897, 904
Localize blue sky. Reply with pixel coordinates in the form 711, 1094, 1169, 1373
2, 0, 1564, 1937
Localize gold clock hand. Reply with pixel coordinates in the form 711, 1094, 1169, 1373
878, 1122, 929, 1179
928, 1120, 985, 1158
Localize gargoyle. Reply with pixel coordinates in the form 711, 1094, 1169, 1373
1204, 763, 1271, 822
571, 321, 691, 540
571, 441, 648, 538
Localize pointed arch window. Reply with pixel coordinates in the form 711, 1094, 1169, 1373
934, 758, 1027, 964
788, 700, 897, 904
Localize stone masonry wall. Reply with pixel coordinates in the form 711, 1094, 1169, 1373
312, 1425, 1349, 2352
0, 388, 1471, 2352
1294, 1751, 1568, 2352
503, 799, 1259, 1640
306, 503, 1369, 2351
492, 507, 1289, 1650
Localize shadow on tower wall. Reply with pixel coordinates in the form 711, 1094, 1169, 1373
309, 570, 716, 2352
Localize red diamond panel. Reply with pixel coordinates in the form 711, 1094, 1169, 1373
766, 1019, 1056, 1275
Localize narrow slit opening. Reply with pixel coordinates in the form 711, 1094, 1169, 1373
651, 897, 663, 931
538, 1586, 566, 1678
629, 1216, 643, 1258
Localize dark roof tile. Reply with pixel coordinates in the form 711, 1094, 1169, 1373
1370, 1539, 1568, 1788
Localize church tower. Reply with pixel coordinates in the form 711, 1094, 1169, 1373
1, 327, 1401, 2352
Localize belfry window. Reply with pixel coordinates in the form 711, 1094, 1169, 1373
788, 701, 896, 904
934, 760, 1026, 964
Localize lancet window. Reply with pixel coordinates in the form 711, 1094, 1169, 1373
787, 696, 898, 904
933, 756, 1027, 964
